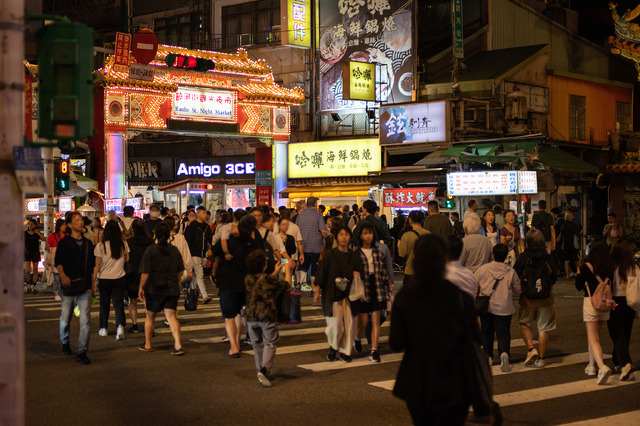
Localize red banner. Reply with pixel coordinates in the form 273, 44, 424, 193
383, 187, 437, 208
24, 73, 32, 142
256, 186, 272, 206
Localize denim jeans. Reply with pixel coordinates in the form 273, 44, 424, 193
192, 256, 209, 299
60, 289, 92, 353
480, 312, 512, 359
300, 252, 320, 281
52, 273, 60, 293
247, 321, 279, 373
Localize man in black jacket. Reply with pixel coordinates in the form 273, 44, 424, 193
352, 200, 393, 250
184, 206, 213, 303
55, 212, 96, 364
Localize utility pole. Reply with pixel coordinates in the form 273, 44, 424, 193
0, 0, 26, 425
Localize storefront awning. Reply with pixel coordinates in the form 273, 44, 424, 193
279, 184, 372, 199
441, 140, 540, 165
371, 171, 443, 185
537, 147, 600, 174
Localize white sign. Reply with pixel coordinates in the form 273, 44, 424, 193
172, 87, 235, 121
105, 198, 123, 213
447, 171, 538, 196
13, 147, 46, 194
59, 197, 73, 212
129, 63, 154, 82
518, 171, 538, 194
379, 101, 448, 145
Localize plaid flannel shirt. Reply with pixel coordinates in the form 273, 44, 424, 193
359, 245, 390, 303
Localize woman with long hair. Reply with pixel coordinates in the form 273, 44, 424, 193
315, 226, 363, 363
608, 241, 638, 381
479, 209, 500, 247
92, 217, 104, 245
138, 222, 185, 355
45, 218, 66, 301
576, 239, 614, 384
92, 220, 129, 340
390, 234, 476, 425
24, 218, 45, 293
500, 209, 522, 266
125, 219, 153, 333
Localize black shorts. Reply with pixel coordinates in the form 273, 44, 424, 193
127, 288, 139, 299
219, 290, 246, 319
562, 249, 579, 262
145, 293, 179, 313
126, 273, 141, 299
25, 251, 40, 263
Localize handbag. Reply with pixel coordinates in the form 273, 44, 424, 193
63, 240, 90, 297
349, 273, 366, 302
475, 279, 500, 315
183, 280, 198, 311
281, 289, 302, 324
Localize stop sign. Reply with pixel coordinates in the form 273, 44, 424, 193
132, 29, 158, 65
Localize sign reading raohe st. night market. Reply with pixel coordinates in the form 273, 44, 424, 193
288, 138, 381, 178
379, 101, 448, 145
172, 87, 236, 122
319, 0, 413, 111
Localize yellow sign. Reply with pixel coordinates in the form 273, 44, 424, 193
342, 61, 375, 101
288, 138, 381, 178
281, 0, 311, 48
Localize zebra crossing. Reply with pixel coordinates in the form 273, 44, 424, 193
25, 290, 640, 425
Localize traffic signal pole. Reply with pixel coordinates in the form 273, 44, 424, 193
0, 0, 26, 424
44, 147, 55, 236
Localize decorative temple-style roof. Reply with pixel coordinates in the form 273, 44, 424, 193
96, 59, 178, 92
154, 45, 272, 76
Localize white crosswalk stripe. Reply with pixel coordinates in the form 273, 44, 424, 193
559, 410, 640, 425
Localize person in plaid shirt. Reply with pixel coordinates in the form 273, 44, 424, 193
354, 222, 391, 363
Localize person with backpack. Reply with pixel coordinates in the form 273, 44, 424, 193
423, 200, 453, 240
531, 200, 556, 254
93, 221, 129, 340
184, 206, 214, 304
125, 219, 153, 333
138, 222, 185, 355
560, 209, 581, 278
398, 211, 429, 287
575, 239, 614, 384
608, 241, 638, 381
120, 206, 136, 240
514, 230, 557, 369
244, 249, 295, 387
475, 244, 522, 372
352, 199, 393, 250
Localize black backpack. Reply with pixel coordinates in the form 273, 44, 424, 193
532, 211, 552, 241
260, 231, 276, 274
522, 256, 554, 300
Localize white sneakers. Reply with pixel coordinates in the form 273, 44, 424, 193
116, 325, 124, 341
98, 328, 108, 337
620, 363, 635, 381
585, 365, 597, 377
524, 348, 539, 366
596, 366, 612, 385
54, 294, 61, 302
535, 358, 546, 368
500, 353, 511, 372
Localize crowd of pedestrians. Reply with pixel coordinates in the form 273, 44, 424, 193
25, 196, 639, 423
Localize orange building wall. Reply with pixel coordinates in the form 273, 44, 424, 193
547, 75, 632, 146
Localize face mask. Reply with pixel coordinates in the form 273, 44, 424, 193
150, 211, 159, 218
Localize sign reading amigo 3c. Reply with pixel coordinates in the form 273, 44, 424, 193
288, 138, 381, 178
379, 101, 448, 145
172, 87, 236, 122
342, 61, 376, 101
175, 155, 256, 179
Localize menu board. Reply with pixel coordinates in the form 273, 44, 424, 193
447, 171, 538, 196
104, 198, 123, 213
518, 171, 538, 194
383, 187, 437, 207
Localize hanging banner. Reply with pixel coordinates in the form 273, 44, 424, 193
114, 32, 132, 66
379, 101, 448, 145
319, 0, 413, 111
281, 0, 312, 48
383, 187, 437, 208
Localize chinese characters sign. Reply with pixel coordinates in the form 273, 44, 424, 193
342, 61, 376, 101
453, 0, 464, 59
518, 171, 538, 194
447, 171, 538, 196
319, 0, 413, 110
114, 32, 131, 66
380, 101, 448, 145
383, 187, 437, 208
282, 0, 311, 48
288, 138, 381, 178
172, 87, 236, 122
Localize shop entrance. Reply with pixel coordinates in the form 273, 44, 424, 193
159, 179, 225, 214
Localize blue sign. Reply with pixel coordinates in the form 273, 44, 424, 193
255, 170, 273, 187
13, 146, 46, 193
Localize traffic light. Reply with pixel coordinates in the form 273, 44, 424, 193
54, 159, 70, 193
37, 21, 95, 141
165, 54, 215, 72
444, 196, 454, 209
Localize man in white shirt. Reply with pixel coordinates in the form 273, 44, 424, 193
120, 206, 136, 240
464, 198, 480, 221
251, 209, 289, 261
445, 235, 479, 300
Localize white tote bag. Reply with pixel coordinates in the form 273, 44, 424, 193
626, 268, 640, 313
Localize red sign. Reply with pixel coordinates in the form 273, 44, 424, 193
383, 187, 437, 208
24, 73, 33, 142
114, 32, 131, 65
256, 186, 272, 206
132, 29, 158, 65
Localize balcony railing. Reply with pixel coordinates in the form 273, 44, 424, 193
158, 28, 282, 52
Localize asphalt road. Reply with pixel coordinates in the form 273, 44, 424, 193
24, 275, 640, 426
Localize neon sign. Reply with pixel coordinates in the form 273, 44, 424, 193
175, 156, 256, 179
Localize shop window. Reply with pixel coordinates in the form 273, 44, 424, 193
616, 101, 631, 132
569, 95, 586, 140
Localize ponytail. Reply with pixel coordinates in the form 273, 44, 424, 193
154, 222, 172, 255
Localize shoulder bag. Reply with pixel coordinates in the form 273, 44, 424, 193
585, 263, 614, 313
475, 279, 500, 315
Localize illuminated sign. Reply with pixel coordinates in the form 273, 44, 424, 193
447, 171, 538, 196
172, 87, 236, 122
57, 159, 70, 175
342, 61, 376, 101
175, 155, 256, 179
59, 197, 73, 212
319, 0, 413, 110
518, 171, 538, 194
125, 198, 143, 211
383, 188, 437, 208
379, 101, 448, 145
281, 0, 311, 48
288, 138, 381, 178
105, 198, 123, 213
